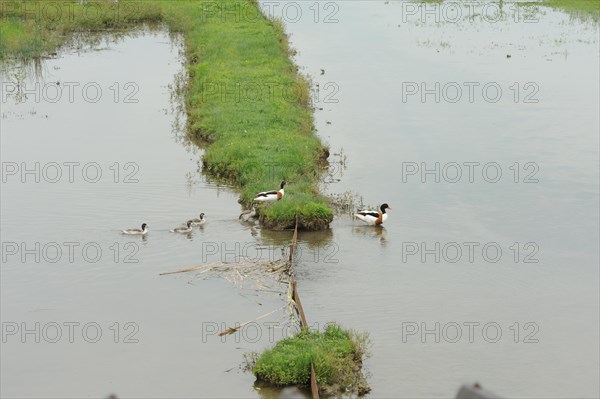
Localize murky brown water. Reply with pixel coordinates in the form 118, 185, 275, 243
1, 2, 599, 398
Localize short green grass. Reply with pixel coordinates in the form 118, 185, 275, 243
251, 324, 370, 394
0, 0, 333, 230
523, 0, 600, 20
0, 0, 166, 57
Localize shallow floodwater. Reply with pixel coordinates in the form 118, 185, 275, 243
1, 3, 599, 399
0, 32, 300, 398
265, 1, 599, 398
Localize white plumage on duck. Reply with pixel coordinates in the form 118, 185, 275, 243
253, 181, 287, 203
122, 223, 148, 235
354, 203, 391, 226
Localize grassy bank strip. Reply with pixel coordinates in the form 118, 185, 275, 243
544, 0, 599, 19
0, 0, 333, 230
522, 0, 600, 20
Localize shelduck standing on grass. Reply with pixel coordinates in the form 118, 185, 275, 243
253, 181, 287, 203
122, 223, 148, 235
354, 203, 391, 226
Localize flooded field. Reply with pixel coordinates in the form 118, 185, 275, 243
1, 1, 599, 398
275, 1, 599, 397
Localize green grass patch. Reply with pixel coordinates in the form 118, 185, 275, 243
0, 0, 333, 230
250, 324, 370, 395
522, 0, 600, 20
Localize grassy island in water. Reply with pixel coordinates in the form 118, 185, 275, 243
0, 0, 334, 230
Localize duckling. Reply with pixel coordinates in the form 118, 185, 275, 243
239, 207, 257, 222
122, 223, 148, 235
170, 221, 193, 234
191, 213, 205, 226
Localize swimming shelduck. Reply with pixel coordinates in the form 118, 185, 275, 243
191, 213, 205, 226
122, 223, 148, 235
239, 206, 257, 222
354, 204, 391, 226
171, 221, 193, 233
254, 181, 287, 203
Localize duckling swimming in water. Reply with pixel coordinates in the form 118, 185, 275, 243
191, 213, 205, 226
239, 207, 257, 222
170, 221, 193, 234
122, 223, 148, 235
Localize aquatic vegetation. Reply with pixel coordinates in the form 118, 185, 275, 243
0, 0, 333, 230
249, 324, 371, 395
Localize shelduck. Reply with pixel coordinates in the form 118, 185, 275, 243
354, 203, 391, 226
239, 207, 257, 222
254, 181, 287, 203
122, 223, 148, 235
171, 221, 193, 234
191, 213, 206, 226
